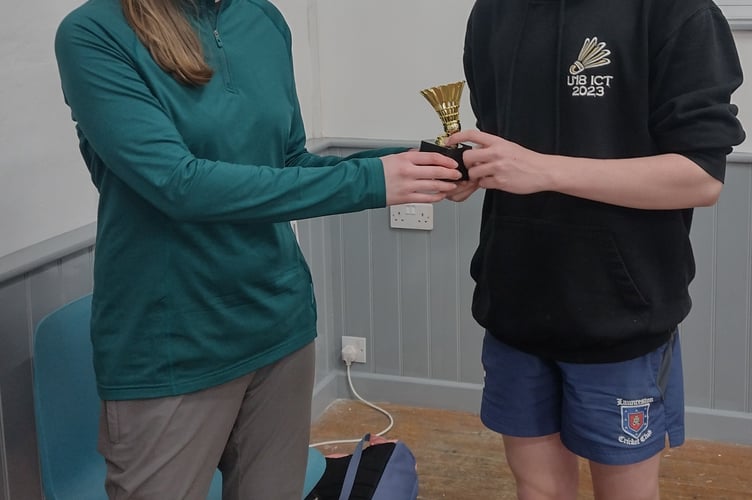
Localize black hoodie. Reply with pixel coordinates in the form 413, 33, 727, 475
464, 0, 746, 362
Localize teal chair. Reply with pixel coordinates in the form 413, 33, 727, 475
32, 294, 325, 499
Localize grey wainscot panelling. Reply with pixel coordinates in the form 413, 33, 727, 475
1, 140, 751, 500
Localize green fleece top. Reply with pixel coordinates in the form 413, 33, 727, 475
55, 0, 392, 400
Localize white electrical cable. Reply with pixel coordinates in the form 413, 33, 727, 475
309, 361, 395, 448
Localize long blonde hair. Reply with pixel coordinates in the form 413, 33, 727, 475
121, 0, 213, 86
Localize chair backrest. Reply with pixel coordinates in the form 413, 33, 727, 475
33, 294, 105, 500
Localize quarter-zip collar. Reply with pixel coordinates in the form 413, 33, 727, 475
199, 0, 235, 92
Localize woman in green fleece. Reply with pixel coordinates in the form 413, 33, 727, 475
54, 0, 461, 498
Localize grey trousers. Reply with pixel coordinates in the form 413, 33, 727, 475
97, 342, 316, 500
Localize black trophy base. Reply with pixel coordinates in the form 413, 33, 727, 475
419, 140, 471, 180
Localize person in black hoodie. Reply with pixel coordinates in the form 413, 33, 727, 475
445, 0, 746, 498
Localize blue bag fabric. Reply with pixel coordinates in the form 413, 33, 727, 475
306, 433, 418, 500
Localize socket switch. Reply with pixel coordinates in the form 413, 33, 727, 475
389, 203, 434, 230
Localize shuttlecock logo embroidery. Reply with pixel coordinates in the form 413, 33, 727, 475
567, 37, 613, 97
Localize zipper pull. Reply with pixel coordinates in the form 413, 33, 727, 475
213, 30, 223, 48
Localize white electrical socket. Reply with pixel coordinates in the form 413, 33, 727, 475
341, 336, 366, 363
389, 203, 433, 230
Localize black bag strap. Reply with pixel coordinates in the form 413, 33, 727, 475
338, 433, 370, 500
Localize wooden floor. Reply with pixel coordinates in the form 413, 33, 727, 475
310, 400, 752, 499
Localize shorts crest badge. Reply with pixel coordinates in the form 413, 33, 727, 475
621, 404, 650, 439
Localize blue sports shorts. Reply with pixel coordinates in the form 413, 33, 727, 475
480, 331, 685, 465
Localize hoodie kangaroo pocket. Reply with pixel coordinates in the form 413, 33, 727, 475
471, 216, 650, 339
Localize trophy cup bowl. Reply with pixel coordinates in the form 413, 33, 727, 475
419, 81, 471, 180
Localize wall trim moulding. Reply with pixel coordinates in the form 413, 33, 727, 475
719, 2, 752, 29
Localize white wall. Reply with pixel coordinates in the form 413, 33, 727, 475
1, 0, 98, 258
275, 0, 320, 137
316, 0, 475, 141
732, 31, 752, 147
2, 0, 752, 259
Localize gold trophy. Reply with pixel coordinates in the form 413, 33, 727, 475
419, 81, 471, 180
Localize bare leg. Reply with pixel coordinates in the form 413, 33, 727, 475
590, 453, 661, 500
503, 433, 579, 500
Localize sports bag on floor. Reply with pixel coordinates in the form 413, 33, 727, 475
305, 433, 419, 500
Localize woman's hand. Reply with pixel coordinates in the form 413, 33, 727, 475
381, 151, 462, 205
